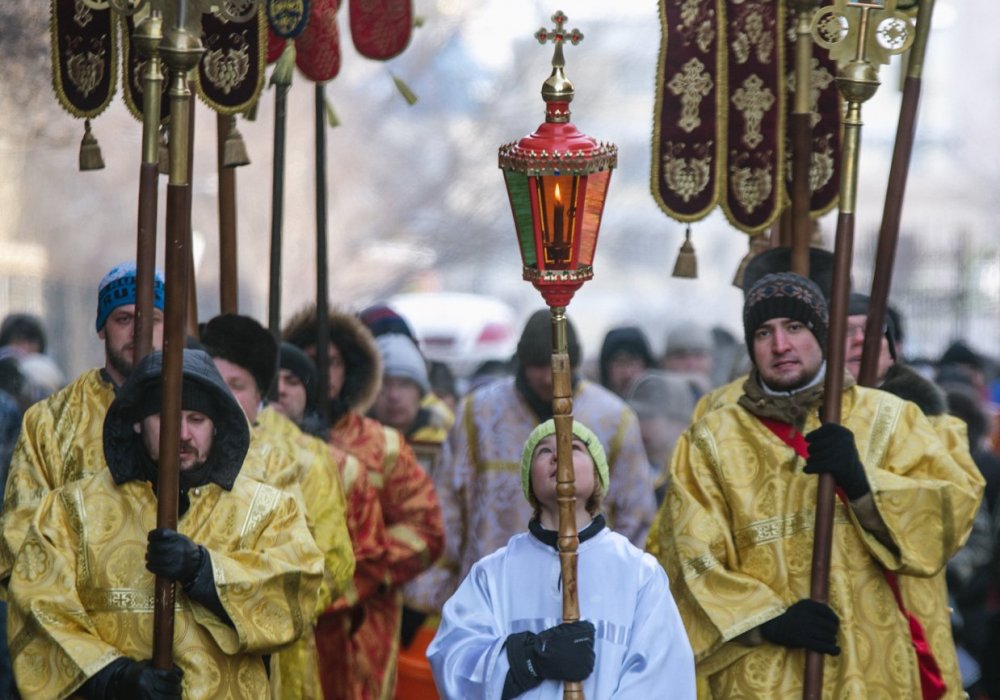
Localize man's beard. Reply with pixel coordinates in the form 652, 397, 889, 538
106, 342, 134, 382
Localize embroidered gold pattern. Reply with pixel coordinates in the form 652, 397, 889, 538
729, 154, 773, 214
668, 58, 714, 133
65, 40, 107, 98
731, 74, 775, 148
662, 141, 713, 202
731, 9, 774, 65
202, 31, 250, 95
74, 0, 94, 28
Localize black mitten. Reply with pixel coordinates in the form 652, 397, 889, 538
804, 423, 870, 500
760, 599, 841, 656
119, 659, 183, 700
146, 528, 203, 585
502, 621, 596, 699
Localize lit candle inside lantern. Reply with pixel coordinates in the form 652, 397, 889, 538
553, 182, 565, 248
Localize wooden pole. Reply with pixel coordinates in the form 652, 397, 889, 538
217, 113, 239, 315
267, 77, 290, 357
133, 10, 164, 363
790, 0, 819, 277
549, 305, 582, 700
314, 83, 330, 418
859, 0, 935, 387
153, 7, 201, 669
804, 4, 896, 694
186, 93, 199, 340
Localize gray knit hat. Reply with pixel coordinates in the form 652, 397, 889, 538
743, 272, 828, 354
376, 333, 430, 395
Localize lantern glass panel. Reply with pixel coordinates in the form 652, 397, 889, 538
536, 173, 578, 269
578, 169, 612, 265
503, 170, 537, 266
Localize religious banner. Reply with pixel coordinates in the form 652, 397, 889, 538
196, 5, 267, 114
294, 0, 342, 82
652, 0, 842, 234
349, 0, 413, 60
50, 0, 117, 119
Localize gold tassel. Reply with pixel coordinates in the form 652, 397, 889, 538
79, 119, 105, 171
413, 16, 425, 28
732, 232, 771, 288
672, 225, 698, 279
157, 121, 170, 175
324, 97, 340, 127
223, 116, 250, 167
391, 73, 418, 106
243, 99, 259, 122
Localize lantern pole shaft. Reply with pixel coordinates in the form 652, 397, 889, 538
549, 305, 583, 700
860, 0, 934, 386
267, 79, 290, 369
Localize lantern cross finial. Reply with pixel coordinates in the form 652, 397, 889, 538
535, 10, 583, 70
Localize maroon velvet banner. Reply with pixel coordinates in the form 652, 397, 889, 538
50, 0, 117, 119
197, 6, 266, 114
652, 0, 842, 234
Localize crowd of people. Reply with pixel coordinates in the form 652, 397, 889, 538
0, 250, 998, 699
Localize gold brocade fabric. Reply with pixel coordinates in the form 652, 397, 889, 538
252, 407, 356, 700
0, 369, 115, 581
647, 385, 983, 699
8, 470, 324, 700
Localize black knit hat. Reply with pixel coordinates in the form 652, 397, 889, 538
516, 309, 581, 368
133, 376, 221, 423
279, 341, 319, 410
200, 314, 278, 396
743, 272, 829, 355
741, 246, 838, 301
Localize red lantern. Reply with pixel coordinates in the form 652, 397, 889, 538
498, 12, 616, 308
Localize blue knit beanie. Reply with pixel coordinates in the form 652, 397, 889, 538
96, 262, 166, 331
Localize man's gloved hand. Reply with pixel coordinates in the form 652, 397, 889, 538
502, 620, 596, 699
116, 659, 183, 700
804, 423, 870, 500
146, 528, 203, 586
760, 599, 841, 656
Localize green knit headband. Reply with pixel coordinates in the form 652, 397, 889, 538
520, 419, 610, 502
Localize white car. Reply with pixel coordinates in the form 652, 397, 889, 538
387, 292, 519, 379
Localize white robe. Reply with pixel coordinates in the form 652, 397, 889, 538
427, 525, 695, 699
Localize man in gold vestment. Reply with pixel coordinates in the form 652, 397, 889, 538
647, 273, 983, 699
0, 262, 165, 580
7, 348, 324, 699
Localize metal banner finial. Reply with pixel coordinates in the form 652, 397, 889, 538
812, 0, 915, 69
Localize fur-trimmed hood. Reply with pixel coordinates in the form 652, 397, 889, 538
282, 305, 382, 413
103, 349, 250, 490
880, 363, 947, 416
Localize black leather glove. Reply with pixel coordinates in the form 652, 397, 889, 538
804, 423, 870, 500
118, 660, 183, 700
146, 528, 203, 586
502, 621, 595, 699
760, 599, 841, 656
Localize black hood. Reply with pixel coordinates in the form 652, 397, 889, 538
103, 349, 250, 490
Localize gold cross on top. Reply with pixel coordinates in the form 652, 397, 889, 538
534, 10, 583, 48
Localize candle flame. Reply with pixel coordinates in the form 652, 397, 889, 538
554, 182, 562, 204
